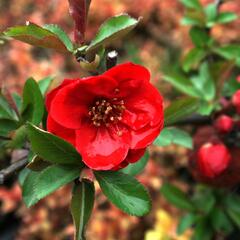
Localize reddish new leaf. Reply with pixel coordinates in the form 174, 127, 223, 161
68, 0, 91, 44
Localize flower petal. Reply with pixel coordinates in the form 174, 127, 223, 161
50, 76, 118, 129
125, 148, 146, 163
46, 79, 76, 112
47, 115, 76, 146
76, 123, 130, 170
103, 62, 150, 98
130, 125, 162, 149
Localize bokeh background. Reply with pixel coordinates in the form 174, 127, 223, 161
0, 0, 240, 239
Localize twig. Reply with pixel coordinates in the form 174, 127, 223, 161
106, 50, 118, 70
0, 135, 11, 141
215, 0, 224, 11
172, 114, 212, 126
0, 157, 28, 184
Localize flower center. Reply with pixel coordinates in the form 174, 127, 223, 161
89, 98, 125, 127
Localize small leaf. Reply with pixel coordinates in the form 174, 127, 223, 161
87, 14, 140, 52
154, 128, 193, 149
164, 98, 199, 126
190, 27, 211, 48
163, 73, 200, 98
227, 209, 240, 227
27, 123, 83, 166
210, 207, 233, 234
43, 24, 73, 52
180, 0, 202, 10
190, 62, 216, 101
161, 183, 195, 211
71, 179, 95, 240
182, 48, 206, 72
204, 3, 217, 27
22, 170, 40, 207
8, 125, 27, 149
38, 76, 54, 96
0, 119, 19, 134
120, 150, 149, 176
23, 165, 81, 207
193, 218, 213, 240
94, 171, 151, 216
4, 22, 72, 53
0, 94, 15, 119
216, 12, 238, 24
177, 213, 197, 235
18, 168, 31, 187
36, 165, 81, 203
21, 78, 44, 125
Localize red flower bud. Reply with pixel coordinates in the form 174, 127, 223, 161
197, 143, 231, 178
232, 90, 240, 114
237, 75, 240, 83
214, 115, 234, 134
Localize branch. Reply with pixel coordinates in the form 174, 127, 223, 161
172, 114, 212, 126
0, 157, 28, 184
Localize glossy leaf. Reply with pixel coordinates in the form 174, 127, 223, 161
8, 125, 27, 149
71, 179, 95, 240
95, 171, 151, 216
193, 218, 213, 240
120, 150, 150, 176
27, 123, 83, 166
21, 78, 44, 125
163, 73, 200, 98
87, 14, 140, 52
180, 0, 202, 10
182, 48, 206, 72
4, 22, 72, 53
190, 27, 211, 48
164, 98, 199, 126
161, 183, 195, 211
38, 76, 54, 96
216, 12, 238, 24
23, 165, 81, 207
27, 156, 51, 171
154, 127, 193, 149
43, 24, 73, 52
0, 94, 15, 119
0, 119, 19, 134
177, 213, 197, 235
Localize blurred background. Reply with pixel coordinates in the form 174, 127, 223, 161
0, 0, 240, 239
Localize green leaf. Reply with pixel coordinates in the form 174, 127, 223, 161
120, 150, 149, 176
0, 119, 19, 134
43, 24, 74, 52
164, 98, 199, 126
190, 27, 211, 48
163, 73, 200, 98
190, 62, 216, 101
177, 213, 197, 235
94, 171, 151, 216
87, 14, 140, 52
182, 48, 206, 72
4, 22, 72, 53
38, 76, 54, 96
71, 180, 95, 240
192, 218, 213, 240
180, 0, 202, 10
204, 3, 217, 27
8, 125, 27, 149
18, 168, 31, 187
12, 93, 22, 111
216, 12, 238, 24
210, 207, 233, 234
213, 44, 240, 66
154, 127, 193, 149
27, 123, 83, 166
23, 165, 81, 207
0, 94, 15, 119
227, 209, 240, 227
21, 78, 44, 125
161, 183, 195, 211
22, 170, 40, 207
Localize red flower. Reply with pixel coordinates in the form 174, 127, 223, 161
197, 143, 231, 178
46, 63, 164, 170
232, 90, 240, 114
214, 115, 234, 134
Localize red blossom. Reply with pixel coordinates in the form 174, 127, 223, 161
197, 143, 231, 178
232, 90, 240, 114
214, 115, 234, 134
46, 63, 164, 170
